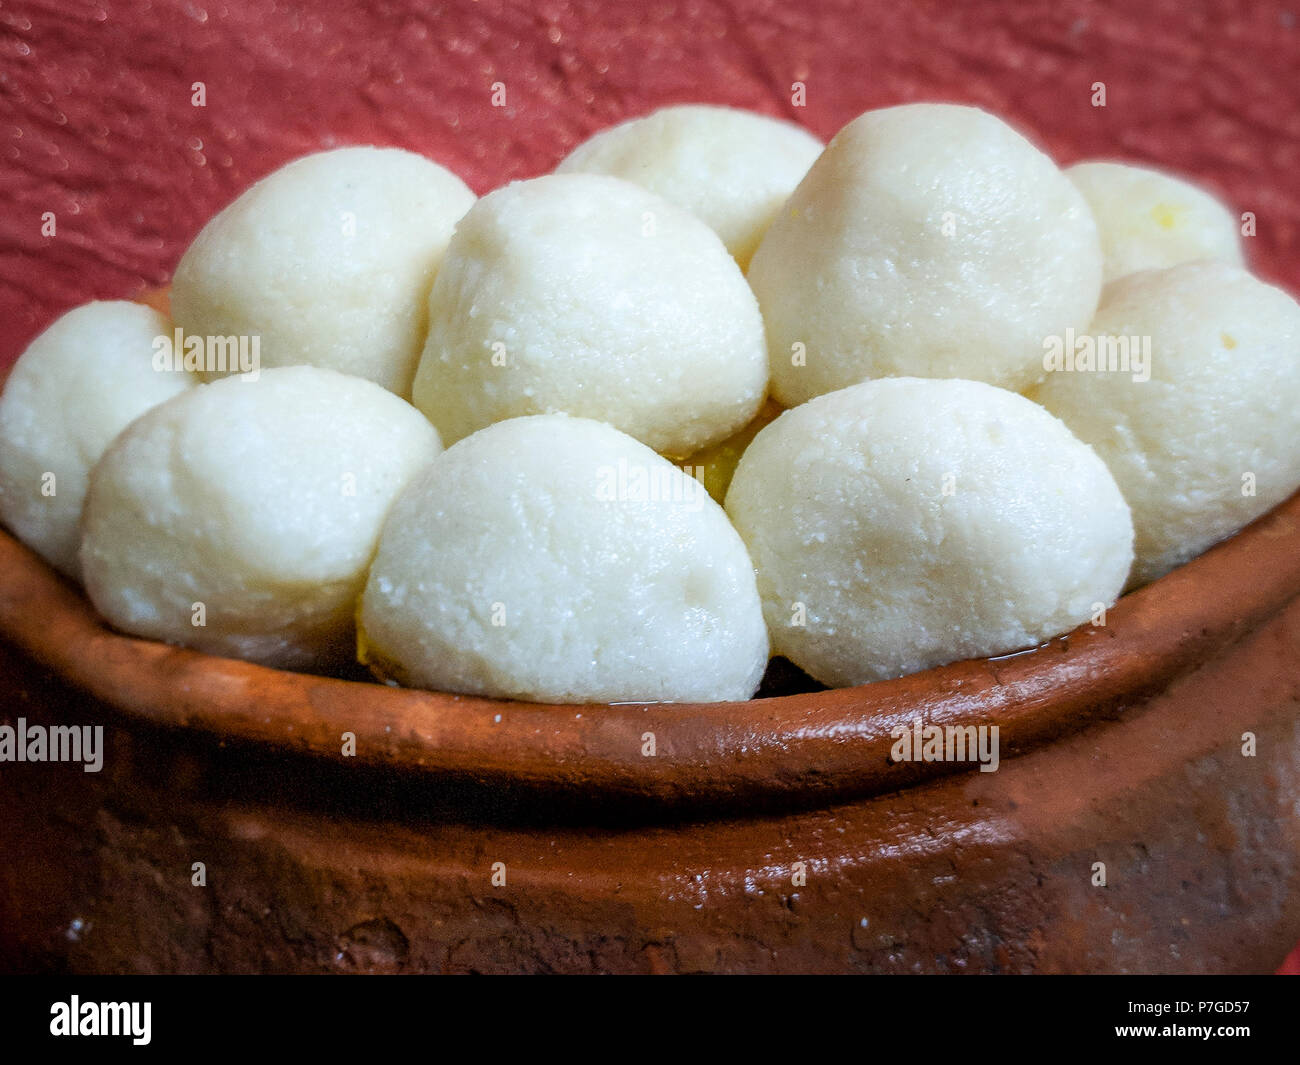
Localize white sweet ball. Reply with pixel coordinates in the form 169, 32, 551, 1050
80, 366, 442, 671
0, 301, 196, 578
359, 415, 770, 703
748, 103, 1103, 407
556, 104, 824, 268
1066, 161, 1245, 283
725, 378, 1133, 688
411, 173, 768, 459
171, 147, 475, 396
1032, 261, 1300, 586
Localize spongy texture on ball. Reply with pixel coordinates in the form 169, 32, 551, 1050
1066, 161, 1245, 283
747, 103, 1103, 407
359, 415, 770, 703
725, 378, 1133, 688
1032, 261, 1300, 586
80, 366, 441, 671
0, 301, 196, 578
557, 104, 824, 268
411, 173, 768, 459
171, 147, 475, 396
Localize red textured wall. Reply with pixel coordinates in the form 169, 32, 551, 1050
2, 0, 1298, 364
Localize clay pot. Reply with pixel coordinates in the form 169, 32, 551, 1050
1, 486, 1298, 973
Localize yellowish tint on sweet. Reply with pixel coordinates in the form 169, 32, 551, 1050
1066, 161, 1244, 284
681, 399, 783, 504
1150, 202, 1187, 230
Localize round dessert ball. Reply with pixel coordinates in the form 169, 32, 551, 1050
556, 104, 824, 269
1066, 160, 1245, 283
80, 366, 442, 671
359, 415, 770, 703
411, 173, 768, 459
1032, 261, 1300, 586
171, 146, 475, 396
725, 378, 1133, 688
748, 103, 1103, 407
0, 301, 196, 578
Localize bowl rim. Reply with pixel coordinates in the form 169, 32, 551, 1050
2, 487, 1298, 810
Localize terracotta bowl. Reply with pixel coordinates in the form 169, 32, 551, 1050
3, 0, 1300, 974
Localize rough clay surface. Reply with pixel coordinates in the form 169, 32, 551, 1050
171, 147, 474, 396
412, 173, 768, 457
81, 366, 441, 671
557, 104, 823, 268
1033, 260, 1300, 586
0, 300, 195, 578
748, 103, 1103, 405
1067, 160, 1246, 283
726, 378, 1134, 687
361, 415, 769, 703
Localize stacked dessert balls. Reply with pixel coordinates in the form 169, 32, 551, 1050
2, 102, 1298, 703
